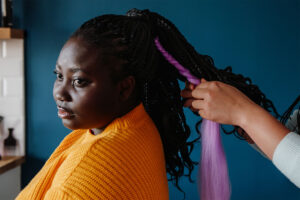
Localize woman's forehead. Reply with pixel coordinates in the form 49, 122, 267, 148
57, 38, 110, 74
57, 37, 126, 83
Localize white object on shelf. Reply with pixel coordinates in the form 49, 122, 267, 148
2, 41, 7, 58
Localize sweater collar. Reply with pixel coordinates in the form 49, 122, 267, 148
107, 102, 147, 130
87, 102, 147, 136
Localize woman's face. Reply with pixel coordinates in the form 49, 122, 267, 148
53, 37, 121, 130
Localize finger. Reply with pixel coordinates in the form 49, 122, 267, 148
180, 89, 193, 98
191, 88, 208, 99
195, 80, 211, 89
183, 98, 194, 107
181, 88, 207, 99
201, 78, 207, 83
197, 109, 206, 119
191, 99, 205, 110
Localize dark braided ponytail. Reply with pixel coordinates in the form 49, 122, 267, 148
70, 8, 280, 198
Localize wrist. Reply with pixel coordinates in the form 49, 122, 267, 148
237, 102, 262, 129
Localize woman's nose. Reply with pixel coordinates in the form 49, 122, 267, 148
53, 82, 72, 102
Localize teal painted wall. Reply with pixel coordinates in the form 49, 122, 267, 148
13, 0, 300, 199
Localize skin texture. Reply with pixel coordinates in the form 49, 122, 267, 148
53, 37, 138, 131
181, 79, 290, 159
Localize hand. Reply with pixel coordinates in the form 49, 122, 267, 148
181, 79, 290, 159
180, 78, 257, 126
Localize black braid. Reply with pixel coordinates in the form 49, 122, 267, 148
142, 9, 280, 139
70, 9, 280, 199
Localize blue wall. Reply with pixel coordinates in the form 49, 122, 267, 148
14, 0, 300, 199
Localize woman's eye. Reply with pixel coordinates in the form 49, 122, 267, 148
53, 70, 63, 81
72, 78, 89, 87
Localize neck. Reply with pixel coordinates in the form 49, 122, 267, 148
115, 88, 141, 118
117, 99, 141, 119
93, 99, 141, 131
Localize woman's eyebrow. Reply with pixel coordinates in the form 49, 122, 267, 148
55, 64, 89, 75
70, 67, 83, 73
70, 67, 90, 75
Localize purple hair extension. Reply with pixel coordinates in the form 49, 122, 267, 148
154, 37, 231, 200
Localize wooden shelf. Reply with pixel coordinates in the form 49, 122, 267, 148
0, 156, 25, 175
0, 28, 24, 39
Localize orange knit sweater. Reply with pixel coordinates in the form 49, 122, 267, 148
16, 103, 169, 200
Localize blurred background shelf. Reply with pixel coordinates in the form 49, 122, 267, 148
0, 156, 25, 174
0, 28, 24, 39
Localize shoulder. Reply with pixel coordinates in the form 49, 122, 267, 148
54, 129, 87, 149
87, 125, 165, 170
53, 133, 161, 199
50, 126, 168, 199
46, 129, 87, 161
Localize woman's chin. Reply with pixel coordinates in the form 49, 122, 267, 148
61, 119, 82, 130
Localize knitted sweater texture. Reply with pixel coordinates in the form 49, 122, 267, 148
16, 103, 169, 200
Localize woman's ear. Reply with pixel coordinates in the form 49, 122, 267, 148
117, 75, 136, 102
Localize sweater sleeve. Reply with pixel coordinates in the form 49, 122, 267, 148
272, 131, 300, 188
272, 109, 300, 188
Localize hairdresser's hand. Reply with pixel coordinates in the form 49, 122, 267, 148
180, 79, 257, 126
182, 79, 254, 143
181, 79, 290, 159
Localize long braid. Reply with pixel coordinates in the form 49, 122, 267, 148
143, 9, 280, 140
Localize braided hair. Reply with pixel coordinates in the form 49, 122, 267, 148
70, 8, 279, 197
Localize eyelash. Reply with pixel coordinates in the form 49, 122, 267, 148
53, 70, 90, 87
53, 70, 63, 80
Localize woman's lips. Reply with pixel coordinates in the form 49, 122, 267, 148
57, 107, 75, 119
